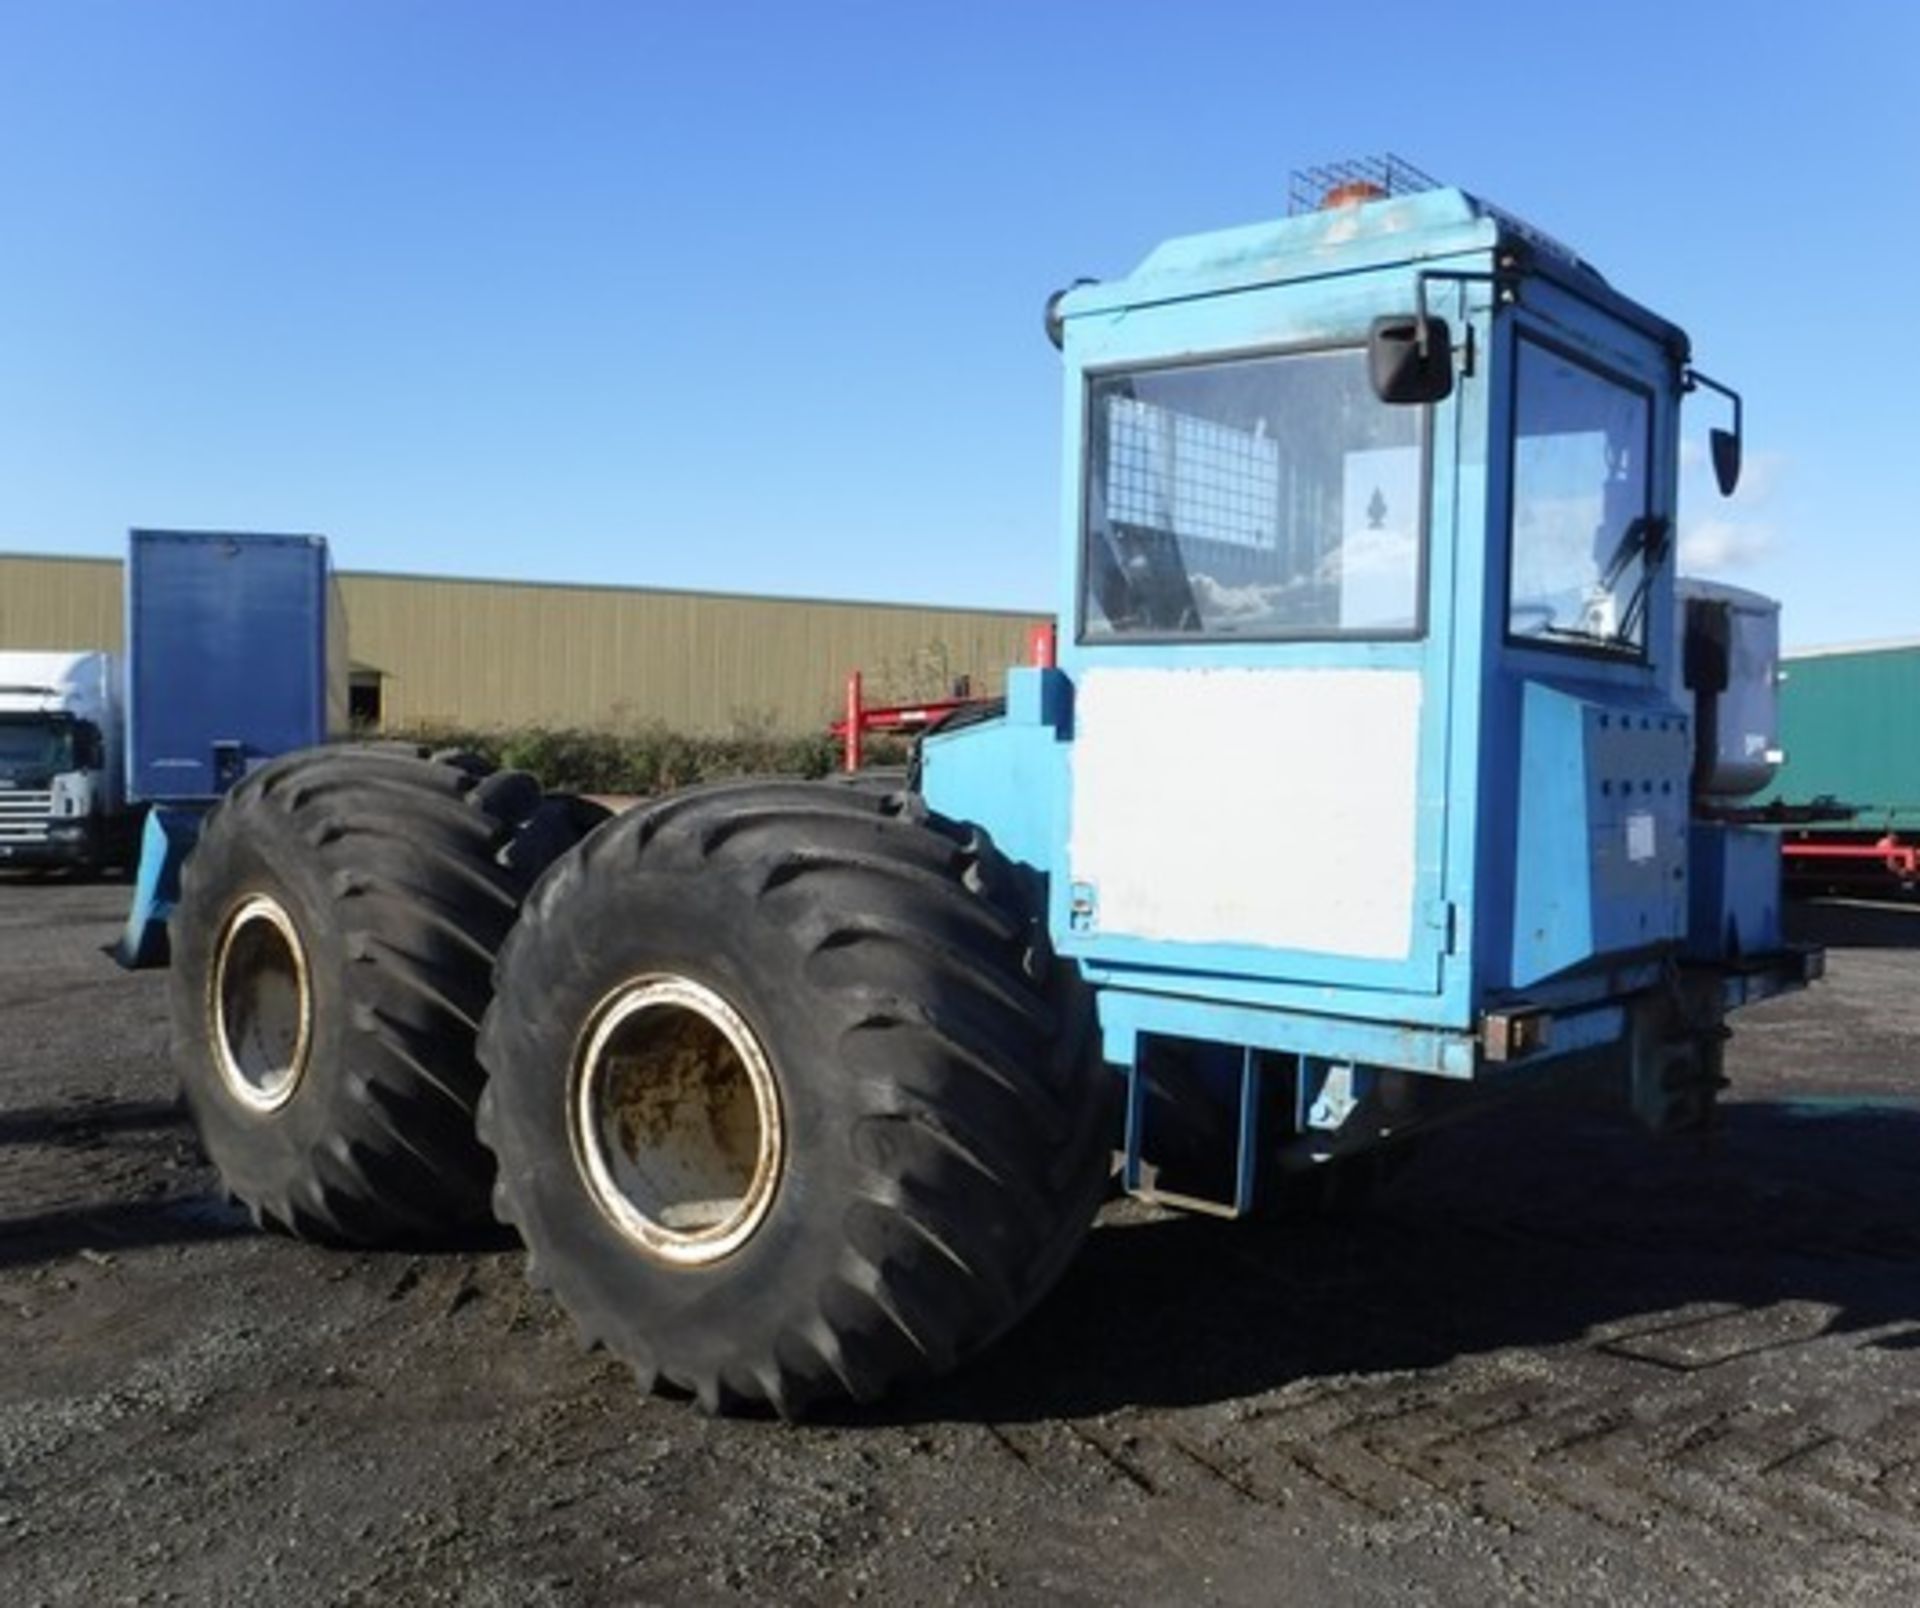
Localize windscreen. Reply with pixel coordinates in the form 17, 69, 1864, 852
1507, 338, 1655, 653
0, 717, 74, 779
1081, 347, 1425, 641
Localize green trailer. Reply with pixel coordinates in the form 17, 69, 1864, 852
1767, 641, 1920, 889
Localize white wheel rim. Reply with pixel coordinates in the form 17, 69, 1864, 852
569, 974, 784, 1266
210, 893, 313, 1114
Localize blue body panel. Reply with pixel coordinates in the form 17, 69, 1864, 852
1687, 822, 1784, 961
1508, 683, 1689, 987
919, 667, 1069, 874
112, 804, 204, 968
127, 530, 346, 804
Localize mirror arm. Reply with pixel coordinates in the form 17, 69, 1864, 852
1683, 367, 1742, 437
1411, 268, 1509, 364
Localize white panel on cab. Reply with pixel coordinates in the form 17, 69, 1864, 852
1069, 667, 1422, 961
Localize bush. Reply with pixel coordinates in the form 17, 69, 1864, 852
381, 722, 908, 798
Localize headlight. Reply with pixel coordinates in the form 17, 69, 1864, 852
49, 774, 93, 816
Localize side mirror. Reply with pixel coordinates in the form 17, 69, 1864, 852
1368, 315, 1453, 404
1685, 369, 1744, 497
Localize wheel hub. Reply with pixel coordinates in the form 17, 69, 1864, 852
570, 975, 784, 1266
209, 892, 313, 1113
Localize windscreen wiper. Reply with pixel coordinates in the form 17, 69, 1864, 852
1609, 515, 1671, 645
1532, 622, 1639, 652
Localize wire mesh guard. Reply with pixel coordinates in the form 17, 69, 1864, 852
1107, 397, 1278, 551
1286, 153, 1439, 216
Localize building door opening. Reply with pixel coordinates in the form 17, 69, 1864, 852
349, 669, 384, 730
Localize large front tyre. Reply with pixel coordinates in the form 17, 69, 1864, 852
477, 781, 1114, 1417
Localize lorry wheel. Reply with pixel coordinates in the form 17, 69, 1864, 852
169, 747, 606, 1244
478, 780, 1114, 1417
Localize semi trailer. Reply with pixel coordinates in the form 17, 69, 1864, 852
0, 650, 128, 870
1766, 640, 1920, 893
161, 160, 1819, 1417
115, 529, 351, 965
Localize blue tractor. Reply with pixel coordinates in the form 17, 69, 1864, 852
167, 162, 1818, 1416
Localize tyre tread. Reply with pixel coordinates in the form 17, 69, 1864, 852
480, 778, 1115, 1415
172, 747, 592, 1246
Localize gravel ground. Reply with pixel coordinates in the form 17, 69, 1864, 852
2, 878, 1918, 1606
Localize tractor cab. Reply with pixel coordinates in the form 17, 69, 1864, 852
922, 161, 1812, 1190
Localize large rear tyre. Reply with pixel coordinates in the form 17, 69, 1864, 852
169, 746, 608, 1244
478, 780, 1114, 1417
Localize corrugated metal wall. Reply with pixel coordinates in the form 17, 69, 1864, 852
0, 554, 123, 649
0, 553, 1043, 733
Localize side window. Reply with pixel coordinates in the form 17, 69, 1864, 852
1508, 339, 1655, 653
1082, 348, 1425, 641
74, 722, 104, 770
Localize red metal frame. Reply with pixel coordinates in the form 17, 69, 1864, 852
833, 623, 1057, 772
836, 676, 980, 772
1782, 833, 1920, 880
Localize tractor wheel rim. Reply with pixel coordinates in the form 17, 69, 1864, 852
570, 974, 784, 1267
210, 893, 314, 1114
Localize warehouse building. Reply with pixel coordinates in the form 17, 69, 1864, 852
0, 551, 1042, 735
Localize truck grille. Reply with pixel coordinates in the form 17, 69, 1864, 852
0, 790, 55, 843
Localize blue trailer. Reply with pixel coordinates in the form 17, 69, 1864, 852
115, 530, 347, 965
160, 160, 1819, 1417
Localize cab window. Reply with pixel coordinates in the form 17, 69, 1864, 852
1082, 347, 1425, 641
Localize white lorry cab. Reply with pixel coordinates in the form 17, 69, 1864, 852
0, 651, 129, 870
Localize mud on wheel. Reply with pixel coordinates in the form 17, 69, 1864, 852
477, 779, 1115, 1417
169, 746, 607, 1244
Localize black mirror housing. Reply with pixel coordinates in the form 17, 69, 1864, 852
1368, 315, 1453, 404
1710, 426, 1741, 497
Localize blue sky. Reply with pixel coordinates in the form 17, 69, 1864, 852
0, 1, 1912, 646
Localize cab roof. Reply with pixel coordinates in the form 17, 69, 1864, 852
1058, 187, 1687, 356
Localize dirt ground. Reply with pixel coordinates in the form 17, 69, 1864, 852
3, 879, 1918, 1607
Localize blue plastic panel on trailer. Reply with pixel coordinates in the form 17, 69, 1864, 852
126, 530, 346, 803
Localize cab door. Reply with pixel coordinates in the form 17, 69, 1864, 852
1055, 279, 1472, 1005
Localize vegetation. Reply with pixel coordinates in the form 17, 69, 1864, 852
379, 722, 908, 797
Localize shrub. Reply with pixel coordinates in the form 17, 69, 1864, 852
383, 721, 908, 797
